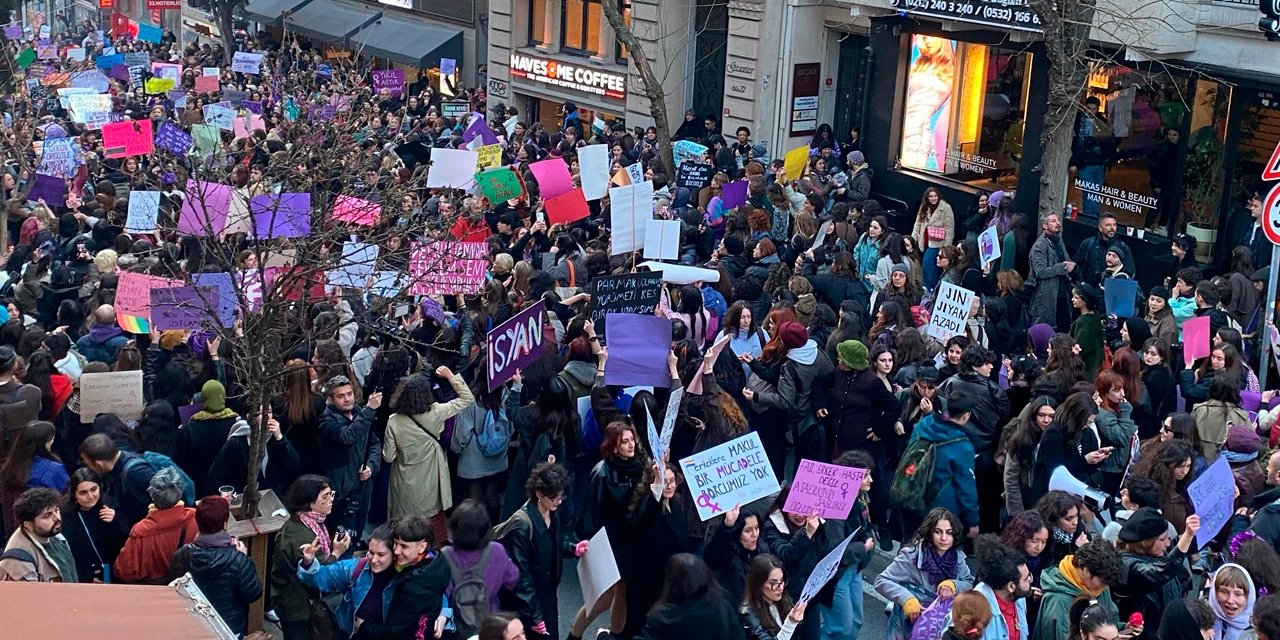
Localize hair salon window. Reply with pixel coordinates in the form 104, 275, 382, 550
562, 0, 603, 56
896, 36, 1031, 189
1064, 63, 1192, 239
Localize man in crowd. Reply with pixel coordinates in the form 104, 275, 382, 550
1, 488, 76, 582
318, 376, 382, 539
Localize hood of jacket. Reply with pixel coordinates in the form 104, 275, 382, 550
787, 339, 819, 366
87, 324, 124, 344
563, 360, 596, 386
913, 413, 968, 442
1039, 566, 1082, 600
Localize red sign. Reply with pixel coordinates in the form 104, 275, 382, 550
147, 0, 181, 9
98, 0, 113, 8
1262, 183, 1280, 246
1264, 138, 1280, 182
110, 12, 130, 37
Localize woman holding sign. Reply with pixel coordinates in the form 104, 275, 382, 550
741, 555, 808, 640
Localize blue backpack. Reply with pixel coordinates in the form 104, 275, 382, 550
475, 409, 511, 458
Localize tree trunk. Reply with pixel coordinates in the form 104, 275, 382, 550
239, 346, 271, 518
600, 0, 677, 180
1030, 0, 1097, 216
218, 5, 236, 66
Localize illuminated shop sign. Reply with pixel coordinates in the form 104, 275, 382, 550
509, 53, 626, 99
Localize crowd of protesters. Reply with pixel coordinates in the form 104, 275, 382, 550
2, 15, 1280, 640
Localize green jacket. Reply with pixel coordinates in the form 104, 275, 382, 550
1034, 566, 1116, 640
270, 518, 338, 623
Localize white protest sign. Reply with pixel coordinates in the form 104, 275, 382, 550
647, 413, 664, 501
609, 180, 654, 256
576, 527, 621, 612
661, 386, 682, 456
679, 431, 779, 521
643, 219, 681, 260
578, 144, 610, 200
426, 148, 480, 189
637, 261, 721, 285
231, 51, 264, 74
204, 105, 237, 130
978, 225, 1002, 264
80, 371, 145, 423
126, 191, 161, 233
925, 282, 975, 342
799, 530, 858, 603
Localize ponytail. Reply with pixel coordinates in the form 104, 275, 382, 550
1068, 596, 1118, 640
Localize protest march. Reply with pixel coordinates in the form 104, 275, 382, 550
2, 9, 1280, 640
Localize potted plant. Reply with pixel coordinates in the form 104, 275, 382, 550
1181, 135, 1224, 261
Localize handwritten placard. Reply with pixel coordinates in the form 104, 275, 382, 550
588, 272, 661, 341
1187, 457, 1234, 549
126, 191, 161, 233
783, 459, 867, 520
150, 286, 212, 331
925, 282, 975, 342
101, 118, 153, 158
679, 431, 780, 521
80, 371, 144, 423
231, 51, 264, 74
408, 241, 487, 296
799, 531, 858, 603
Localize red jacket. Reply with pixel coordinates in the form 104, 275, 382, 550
48, 374, 72, 419
114, 506, 196, 583
450, 218, 490, 243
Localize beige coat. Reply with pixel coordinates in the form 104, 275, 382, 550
911, 200, 956, 249
383, 374, 475, 519
1, 528, 67, 582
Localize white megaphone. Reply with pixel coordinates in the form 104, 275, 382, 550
1048, 466, 1113, 521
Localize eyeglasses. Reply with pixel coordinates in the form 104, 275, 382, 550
766, 579, 787, 590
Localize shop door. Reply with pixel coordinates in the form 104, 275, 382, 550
691, 0, 728, 121
832, 34, 872, 143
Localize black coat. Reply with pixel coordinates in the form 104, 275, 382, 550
705, 518, 771, 602
495, 500, 574, 636
61, 500, 128, 582
937, 370, 1010, 457
355, 555, 451, 640
205, 427, 302, 497
636, 589, 743, 640
174, 414, 239, 497
830, 369, 899, 454
625, 495, 699, 637
169, 539, 262, 636
1113, 549, 1192, 640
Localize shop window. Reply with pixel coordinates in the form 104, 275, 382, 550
529, 0, 548, 45
616, 0, 631, 63
897, 36, 1031, 191
1064, 63, 1188, 236
562, 0, 603, 56
1180, 80, 1230, 257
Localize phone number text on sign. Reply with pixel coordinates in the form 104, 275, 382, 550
891, 0, 1043, 31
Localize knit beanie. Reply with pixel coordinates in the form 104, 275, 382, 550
837, 340, 869, 370
779, 321, 809, 350
722, 234, 745, 256
201, 379, 227, 413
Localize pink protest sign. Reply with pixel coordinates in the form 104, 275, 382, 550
1182, 315, 1211, 365
782, 458, 867, 519
409, 241, 487, 295
528, 158, 574, 200
194, 74, 218, 94
115, 272, 183, 321
101, 118, 153, 158
331, 195, 380, 226
232, 114, 265, 139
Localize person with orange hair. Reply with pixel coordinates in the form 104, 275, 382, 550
1095, 370, 1138, 494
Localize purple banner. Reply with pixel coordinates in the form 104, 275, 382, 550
486, 301, 549, 391
149, 286, 210, 331
190, 273, 237, 327
602, 313, 673, 388
250, 192, 310, 238
371, 69, 404, 97
26, 173, 66, 206
241, 100, 262, 114
154, 121, 193, 155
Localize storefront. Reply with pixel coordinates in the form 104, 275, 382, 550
505, 51, 627, 132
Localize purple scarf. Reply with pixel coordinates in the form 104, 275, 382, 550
920, 546, 959, 586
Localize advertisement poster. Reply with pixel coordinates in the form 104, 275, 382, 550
900, 35, 956, 172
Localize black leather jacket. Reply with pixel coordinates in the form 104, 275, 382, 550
1112, 548, 1191, 640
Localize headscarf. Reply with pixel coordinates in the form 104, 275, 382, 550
1029, 324, 1055, 360
1210, 563, 1257, 640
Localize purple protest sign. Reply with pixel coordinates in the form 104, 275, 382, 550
154, 121, 193, 155
721, 179, 748, 209
149, 286, 210, 331
178, 402, 202, 424
463, 116, 500, 146
241, 100, 262, 114
190, 273, 236, 327
487, 301, 550, 391
3, 24, 22, 40
371, 69, 404, 97
108, 64, 129, 81
782, 459, 867, 519
250, 192, 311, 238
309, 104, 335, 121
603, 313, 673, 388
26, 173, 66, 206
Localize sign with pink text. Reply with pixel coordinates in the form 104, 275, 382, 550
679, 432, 779, 521
486, 300, 549, 390
408, 241, 487, 296
783, 459, 867, 519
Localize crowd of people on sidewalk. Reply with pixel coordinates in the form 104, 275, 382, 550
2, 15, 1280, 640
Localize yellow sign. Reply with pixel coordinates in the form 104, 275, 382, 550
475, 144, 503, 170
144, 77, 175, 95
783, 146, 808, 182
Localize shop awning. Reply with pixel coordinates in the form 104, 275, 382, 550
242, 0, 314, 27
347, 11, 463, 68
283, 0, 381, 44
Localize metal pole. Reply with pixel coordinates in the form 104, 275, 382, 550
1261, 243, 1279, 391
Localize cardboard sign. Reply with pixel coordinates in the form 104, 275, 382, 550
126, 191, 161, 232
1188, 457, 1233, 549
643, 219, 681, 261
426, 148, 479, 189
1104, 278, 1139, 318
80, 371, 144, 423
409, 241, 487, 296
783, 146, 808, 181
136, 22, 160, 43
799, 531, 859, 603
371, 69, 405, 97
192, 124, 220, 154
609, 180, 654, 255
101, 118, 153, 158
672, 139, 707, 166
679, 432, 780, 521
576, 528, 620, 613
178, 181, 233, 235
328, 242, 379, 288
191, 272, 237, 326
1183, 315, 1211, 365
462, 116, 499, 146
331, 195, 380, 226
588, 272, 662, 341
26, 173, 66, 206
476, 167, 523, 202
783, 459, 867, 519
154, 121, 193, 155
194, 74, 218, 94
528, 158, 574, 200
978, 225, 1002, 264
474, 144, 503, 171
675, 162, 712, 190
231, 51, 264, 74
602, 313, 673, 388
37, 137, 81, 178
441, 100, 469, 119
578, 144, 611, 200
250, 192, 310, 238
204, 105, 236, 130
150, 286, 213, 331
545, 188, 590, 225
926, 282, 975, 341
486, 301, 550, 391
721, 179, 748, 209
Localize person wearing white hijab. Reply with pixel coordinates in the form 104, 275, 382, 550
1211, 563, 1258, 640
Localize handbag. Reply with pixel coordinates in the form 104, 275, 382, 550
926, 226, 947, 242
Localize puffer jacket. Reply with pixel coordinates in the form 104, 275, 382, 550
168, 533, 262, 635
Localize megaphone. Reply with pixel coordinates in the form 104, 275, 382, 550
1048, 466, 1113, 521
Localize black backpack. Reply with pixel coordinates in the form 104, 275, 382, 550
443, 545, 493, 638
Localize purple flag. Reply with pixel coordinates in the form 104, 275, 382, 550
150, 286, 211, 331
190, 273, 237, 327
721, 179, 749, 209
154, 121, 193, 156
602, 313, 673, 387
250, 192, 311, 238
463, 116, 500, 146
26, 173, 67, 207
486, 301, 550, 391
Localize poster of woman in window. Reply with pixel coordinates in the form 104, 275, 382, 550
900, 35, 956, 171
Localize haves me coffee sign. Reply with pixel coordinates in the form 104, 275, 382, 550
890, 0, 1044, 31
